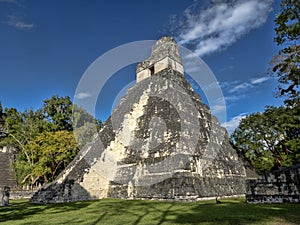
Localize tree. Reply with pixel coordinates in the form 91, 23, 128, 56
272, 0, 300, 99
0, 102, 6, 142
0, 101, 4, 132
232, 103, 300, 174
43, 95, 73, 131
73, 104, 103, 147
14, 130, 79, 185
231, 0, 300, 174
0, 108, 46, 178
2, 108, 44, 145
0, 95, 102, 186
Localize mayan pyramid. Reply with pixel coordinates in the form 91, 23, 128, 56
31, 37, 249, 203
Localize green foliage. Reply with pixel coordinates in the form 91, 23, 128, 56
43, 95, 73, 131
274, 0, 300, 45
0, 108, 44, 152
0, 101, 7, 146
0, 95, 102, 186
17, 130, 79, 184
0, 101, 4, 127
272, 0, 300, 99
232, 102, 300, 174
73, 104, 103, 148
232, 0, 300, 174
73, 104, 95, 128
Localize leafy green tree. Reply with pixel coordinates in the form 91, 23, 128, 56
0, 101, 4, 132
232, 0, 300, 174
1, 95, 102, 186
15, 130, 79, 185
272, 0, 299, 99
232, 103, 300, 174
43, 95, 73, 131
0, 108, 46, 176
73, 104, 103, 147
73, 104, 96, 128
0, 101, 6, 144
0, 101, 4, 123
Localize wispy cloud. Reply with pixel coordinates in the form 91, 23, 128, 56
218, 76, 271, 107
173, 0, 273, 57
1, 0, 33, 30
222, 113, 247, 134
224, 94, 246, 102
250, 76, 270, 85
228, 82, 253, 94
75, 92, 92, 100
4, 15, 34, 30
224, 76, 271, 94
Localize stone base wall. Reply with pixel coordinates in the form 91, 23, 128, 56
30, 173, 247, 203
108, 173, 246, 200
30, 180, 94, 204
246, 164, 300, 203
10, 190, 36, 200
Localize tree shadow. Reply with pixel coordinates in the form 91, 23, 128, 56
174, 198, 300, 225
157, 202, 175, 225
1, 198, 299, 225
0, 200, 91, 223
80, 199, 177, 225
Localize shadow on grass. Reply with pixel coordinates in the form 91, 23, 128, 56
0, 200, 90, 223
174, 199, 300, 225
1, 198, 300, 225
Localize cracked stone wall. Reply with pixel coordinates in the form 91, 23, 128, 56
246, 164, 300, 203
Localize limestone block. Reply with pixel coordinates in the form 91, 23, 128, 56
137, 69, 151, 83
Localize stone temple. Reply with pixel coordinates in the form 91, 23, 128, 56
31, 37, 251, 203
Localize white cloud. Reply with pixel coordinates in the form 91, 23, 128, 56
75, 92, 92, 100
175, 0, 273, 57
222, 75, 271, 95
222, 113, 247, 134
228, 82, 253, 93
4, 15, 34, 30
250, 76, 270, 84
224, 94, 245, 102
219, 80, 239, 89
218, 76, 270, 106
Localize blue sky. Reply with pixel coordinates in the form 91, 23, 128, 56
0, 0, 283, 133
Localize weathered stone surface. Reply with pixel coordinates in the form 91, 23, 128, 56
0, 147, 17, 189
246, 164, 300, 203
9, 190, 35, 200
31, 37, 251, 203
1, 186, 10, 206
136, 37, 183, 82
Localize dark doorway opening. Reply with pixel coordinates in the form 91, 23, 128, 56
149, 66, 154, 75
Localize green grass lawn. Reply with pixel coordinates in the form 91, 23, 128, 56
0, 198, 299, 225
